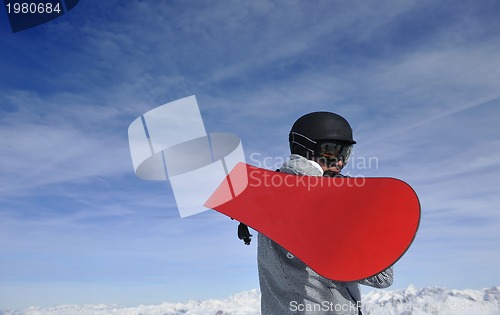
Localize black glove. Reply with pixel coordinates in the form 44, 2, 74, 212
238, 223, 252, 245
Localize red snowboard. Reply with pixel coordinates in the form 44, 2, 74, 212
204, 162, 420, 282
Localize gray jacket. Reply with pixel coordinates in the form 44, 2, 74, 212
258, 155, 393, 315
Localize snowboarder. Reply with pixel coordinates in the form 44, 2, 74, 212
258, 112, 394, 315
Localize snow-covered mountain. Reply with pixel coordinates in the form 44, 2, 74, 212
1, 286, 498, 315
0, 290, 261, 315
363, 285, 500, 315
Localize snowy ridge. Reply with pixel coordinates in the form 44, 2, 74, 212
363, 285, 500, 315
1, 286, 499, 315
0, 290, 261, 315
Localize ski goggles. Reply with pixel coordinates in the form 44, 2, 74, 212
315, 142, 353, 164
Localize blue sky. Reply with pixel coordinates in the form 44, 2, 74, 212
1, 0, 500, 310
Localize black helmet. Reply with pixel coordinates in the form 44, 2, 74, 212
289, 111, 356, 156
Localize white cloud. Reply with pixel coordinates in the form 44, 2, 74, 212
0, 121, 130, 196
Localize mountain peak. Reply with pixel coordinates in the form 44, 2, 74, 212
2, 286, 499, 315
363, 285, 500, 315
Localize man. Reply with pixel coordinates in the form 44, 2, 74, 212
258, 112, 393, 315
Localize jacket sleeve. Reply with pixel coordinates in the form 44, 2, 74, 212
357, 266, 394, 288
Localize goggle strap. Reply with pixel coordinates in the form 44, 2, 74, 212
290, 132, 316, 153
